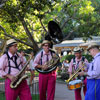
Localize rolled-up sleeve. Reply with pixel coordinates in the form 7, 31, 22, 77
33, 53, 41, 68
88, 57, 100, 78
0, 55, 8, 78
68, 59, 73, 73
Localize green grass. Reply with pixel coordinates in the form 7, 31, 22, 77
32, 94, 39, 100
0, 78, 5, 81
0, 92, 39, 100
17, 94, 39, 100
0, 92, 5, 100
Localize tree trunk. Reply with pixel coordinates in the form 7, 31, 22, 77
21, 18, 39, 53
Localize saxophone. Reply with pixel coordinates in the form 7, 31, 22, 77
10, 57, 31, 88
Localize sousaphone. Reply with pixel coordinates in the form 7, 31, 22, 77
35, 21, 63, 73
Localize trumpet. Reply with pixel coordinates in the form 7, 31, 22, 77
66, 63, 85, 83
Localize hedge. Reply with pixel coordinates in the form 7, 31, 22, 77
60, 54, 93, 63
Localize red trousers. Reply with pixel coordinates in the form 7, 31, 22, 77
75, 78, 87, 100
39, 71, 56, 100
5, 79, 32, 100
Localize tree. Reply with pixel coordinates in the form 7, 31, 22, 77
0, 0, 58, 53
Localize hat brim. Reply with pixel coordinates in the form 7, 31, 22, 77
87, 45, 99, 51
41, 42, 51, 47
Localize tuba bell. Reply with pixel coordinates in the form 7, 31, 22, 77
35, 21, 63, 74
35, 49, 60, 74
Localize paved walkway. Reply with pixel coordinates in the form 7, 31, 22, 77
55, 82, 84, 100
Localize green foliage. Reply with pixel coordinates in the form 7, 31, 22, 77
60, 54, 93, 63
60, 55, 74, 62
61, 0, 100, 39
1, 0, 100, 50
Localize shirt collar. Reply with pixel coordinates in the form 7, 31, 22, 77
43, 50, 50, 55
94, 52, 100, 59
8, 51, 17, 58
75, 57, 82, 61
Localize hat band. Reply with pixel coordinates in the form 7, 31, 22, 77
74, 50, 81, 53
8, 42, 17, 47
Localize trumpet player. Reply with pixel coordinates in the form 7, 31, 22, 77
68, 47, 88, 100
0, 39, 32, 100
78, 43, 100, 100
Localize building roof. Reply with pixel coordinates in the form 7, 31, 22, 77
54, 36, 100, 48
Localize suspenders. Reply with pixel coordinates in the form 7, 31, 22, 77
40, 50, 54, 65
6, 52, 22, 74
73, 56, 85, 70
73, 56, 85, 80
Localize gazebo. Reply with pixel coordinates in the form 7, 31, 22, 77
54, 36, 100, 55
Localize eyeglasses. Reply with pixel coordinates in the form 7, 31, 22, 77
43, 45, 50, 47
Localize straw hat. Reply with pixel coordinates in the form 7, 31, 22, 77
6, 39, 17, 47
87, 42, 99, 51
41, 40, 51, 46
73, 47, 82, 53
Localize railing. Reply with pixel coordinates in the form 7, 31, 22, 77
0, 78, 39, 100
29, 80, 39, 100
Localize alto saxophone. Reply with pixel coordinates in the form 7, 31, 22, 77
66, 63, 85, 83
10, 57, 31, 88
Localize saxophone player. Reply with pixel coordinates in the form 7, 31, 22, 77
0, 39, 32, 100
68, 47, 88, 100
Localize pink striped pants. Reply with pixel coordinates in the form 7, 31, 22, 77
39, 71, 56, 100
75, 78, 87, 100
5, 79, 32, 100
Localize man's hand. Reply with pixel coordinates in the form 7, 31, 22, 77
6, 74, 16, 81
78, 72, 86, 76
41, 65, 48, 70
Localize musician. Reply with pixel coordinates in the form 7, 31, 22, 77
33, 40, 57, 100
68, 47, 88, 100
78, 43, 100, 100
0, 39, 32, 100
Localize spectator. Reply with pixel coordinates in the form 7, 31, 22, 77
29, 52, 35, 85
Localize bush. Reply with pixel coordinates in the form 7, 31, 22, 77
60, 54, 93, 63
60, 73, 69, 80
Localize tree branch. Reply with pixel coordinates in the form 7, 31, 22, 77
19, 17, 39, 52
0, 25, 33, 48
61, 17, 72, 30
0, 0, 9, 8
63, 30, 74, 40
39, 18, 48, 33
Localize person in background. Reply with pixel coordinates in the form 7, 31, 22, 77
68, 47, 88, 100
0, 39, 32, 100
20, 50, 27, 64
29, 51, 35, 85
62, 60, 69, 72
78, 43, 100, 100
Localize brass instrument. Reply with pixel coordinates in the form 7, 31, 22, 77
36, 49, 60, 74
66, 63, 85, 83
10, 57, 31, 88
36, 21, 62, 73
44, 53, 60, 69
